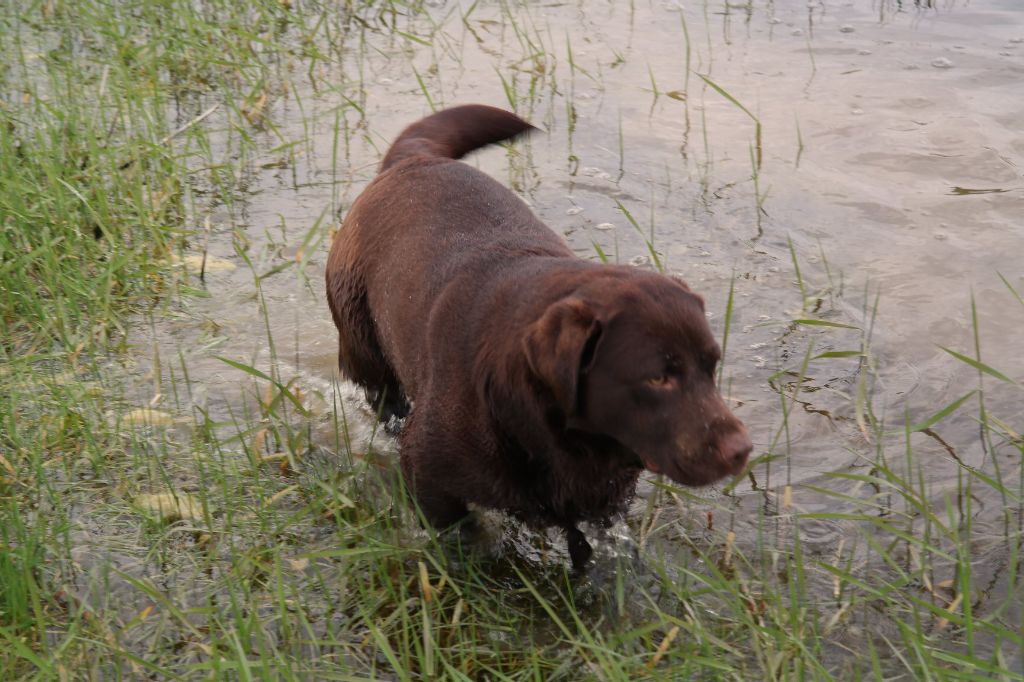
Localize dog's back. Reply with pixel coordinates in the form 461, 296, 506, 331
326, 105, 560, 401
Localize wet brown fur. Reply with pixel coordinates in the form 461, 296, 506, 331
326, 105, 752, 569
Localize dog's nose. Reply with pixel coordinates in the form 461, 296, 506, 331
717, 429, 752, 474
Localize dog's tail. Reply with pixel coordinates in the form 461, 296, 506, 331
380, 104, 536, 173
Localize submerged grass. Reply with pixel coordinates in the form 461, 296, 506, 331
1, 1, 1022, 680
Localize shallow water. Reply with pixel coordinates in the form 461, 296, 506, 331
143, 3, 1023, 477
120, 0, 1022, 664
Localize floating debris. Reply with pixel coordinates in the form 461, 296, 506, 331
171, 253, 236, 273
931, 57, 954, 69
950, 186, 1010, 195
121, 409, 174, 427
135, 492, 203, 523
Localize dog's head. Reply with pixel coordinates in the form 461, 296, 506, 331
523, 272, 751, 486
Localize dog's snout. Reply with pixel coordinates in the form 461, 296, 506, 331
717, 429, 752, 474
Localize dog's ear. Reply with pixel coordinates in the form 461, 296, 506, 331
522, 298, 602, 414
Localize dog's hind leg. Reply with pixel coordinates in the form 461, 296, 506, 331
327, 269, 410, 423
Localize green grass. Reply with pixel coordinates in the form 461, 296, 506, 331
1, 1, 1022, 680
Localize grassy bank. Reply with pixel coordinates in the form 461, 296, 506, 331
1, 1, 1021, 680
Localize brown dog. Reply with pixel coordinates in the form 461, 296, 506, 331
326, 105, 751, 570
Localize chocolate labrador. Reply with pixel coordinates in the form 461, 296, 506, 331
326, 104, 752, 570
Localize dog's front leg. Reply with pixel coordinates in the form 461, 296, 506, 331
399, 411, 470, 529
565, 525, 593, 572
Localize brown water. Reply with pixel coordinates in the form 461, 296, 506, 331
121, 0, 1022, 655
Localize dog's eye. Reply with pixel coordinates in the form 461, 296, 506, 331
646, 375, 673, 388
